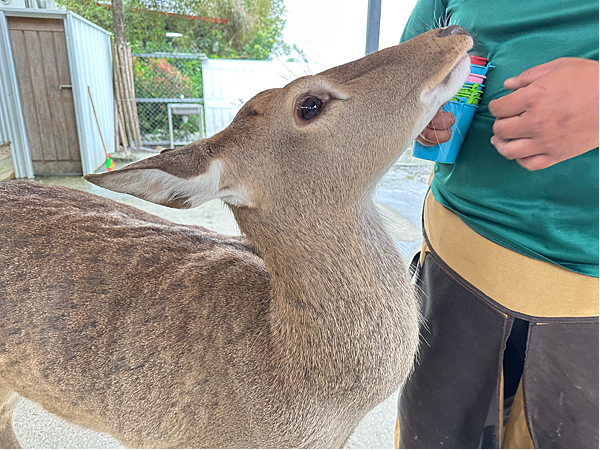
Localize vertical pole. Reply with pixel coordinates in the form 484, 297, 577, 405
365, 0, 382, 55
112, 0, 126, 46
168, 105, 174, 149
112, 0, 140, 151
114, 97, 119, 153
199, 106, 205, 139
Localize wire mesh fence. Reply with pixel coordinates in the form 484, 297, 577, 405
132, 52, 205, 147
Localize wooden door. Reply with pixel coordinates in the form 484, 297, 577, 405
8, 17, 81, 175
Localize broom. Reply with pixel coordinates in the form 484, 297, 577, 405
87, 86, 114, 172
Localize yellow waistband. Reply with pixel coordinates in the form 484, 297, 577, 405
423, 192, 599, 318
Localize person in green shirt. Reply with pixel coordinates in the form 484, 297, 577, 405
395, 1, 598, 448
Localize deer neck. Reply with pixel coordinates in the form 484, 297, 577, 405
234, 198, 404, 294
231, 198, 415, 386
234, 199, 406, 323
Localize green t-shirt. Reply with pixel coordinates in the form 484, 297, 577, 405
401, 0, 599, 277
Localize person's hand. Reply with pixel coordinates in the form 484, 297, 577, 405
416, 108, 455, 146
488, 57, 599, 171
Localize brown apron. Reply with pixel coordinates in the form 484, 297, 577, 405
396, 192, 599, 449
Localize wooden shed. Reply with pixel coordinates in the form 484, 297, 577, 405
0, 6, 114, 177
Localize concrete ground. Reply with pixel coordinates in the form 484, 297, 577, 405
10, 151, 431, 449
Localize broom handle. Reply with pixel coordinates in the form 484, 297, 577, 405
87, 86, 109, 159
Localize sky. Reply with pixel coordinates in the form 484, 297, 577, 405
281, 0, 419, 70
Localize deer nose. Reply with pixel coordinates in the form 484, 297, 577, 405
437, 25, 470, 38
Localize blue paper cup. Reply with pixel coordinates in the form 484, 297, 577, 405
412, 98, 478, 164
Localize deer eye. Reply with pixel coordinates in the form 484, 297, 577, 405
297, 96, 323, 121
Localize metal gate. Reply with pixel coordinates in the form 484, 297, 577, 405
133, 52, 206, 147
133, 54, 321, 146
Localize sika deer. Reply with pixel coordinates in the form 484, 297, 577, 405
0, 27, 472, 448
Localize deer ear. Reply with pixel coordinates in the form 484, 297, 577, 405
84, 143, 249, 209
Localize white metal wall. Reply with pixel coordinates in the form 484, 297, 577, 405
65, 11, 114, 175
202, 59, 322, 137
0, 10, 34, 178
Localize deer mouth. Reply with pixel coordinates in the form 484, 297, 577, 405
441, 54, 470, 88
437, 52, 471, 97
421, 51, 471, 106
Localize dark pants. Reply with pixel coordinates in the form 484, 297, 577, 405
397, 249, 599, 449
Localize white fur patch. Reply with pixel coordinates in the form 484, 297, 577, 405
101, 159, 251, 208
181, 159, 225, 207
217, 187, 252, 207
174, 159, 251, 208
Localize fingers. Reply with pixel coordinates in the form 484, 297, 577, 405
490, 135, 530, 160
417, 127, 452, 146
492, 113, 536, 140
503, 60, 557, 91
491, 58, 595, 171
490, 136, 556, 170
488, 88, 531, 119
429, 110, 455, 130
490, 61, 562, 119
416, 110, 455, 146
514, 154, 555, 171
490, 136, 553, 171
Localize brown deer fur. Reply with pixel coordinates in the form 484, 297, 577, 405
0, 28, 472, 448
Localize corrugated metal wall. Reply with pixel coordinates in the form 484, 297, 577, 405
202, 59, 322, 137
65, 12, 113, 175
0, 10, 34, 178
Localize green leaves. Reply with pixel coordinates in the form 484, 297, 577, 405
57, 0, 294, 61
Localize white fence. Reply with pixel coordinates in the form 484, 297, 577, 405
201, 58, 323, 137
